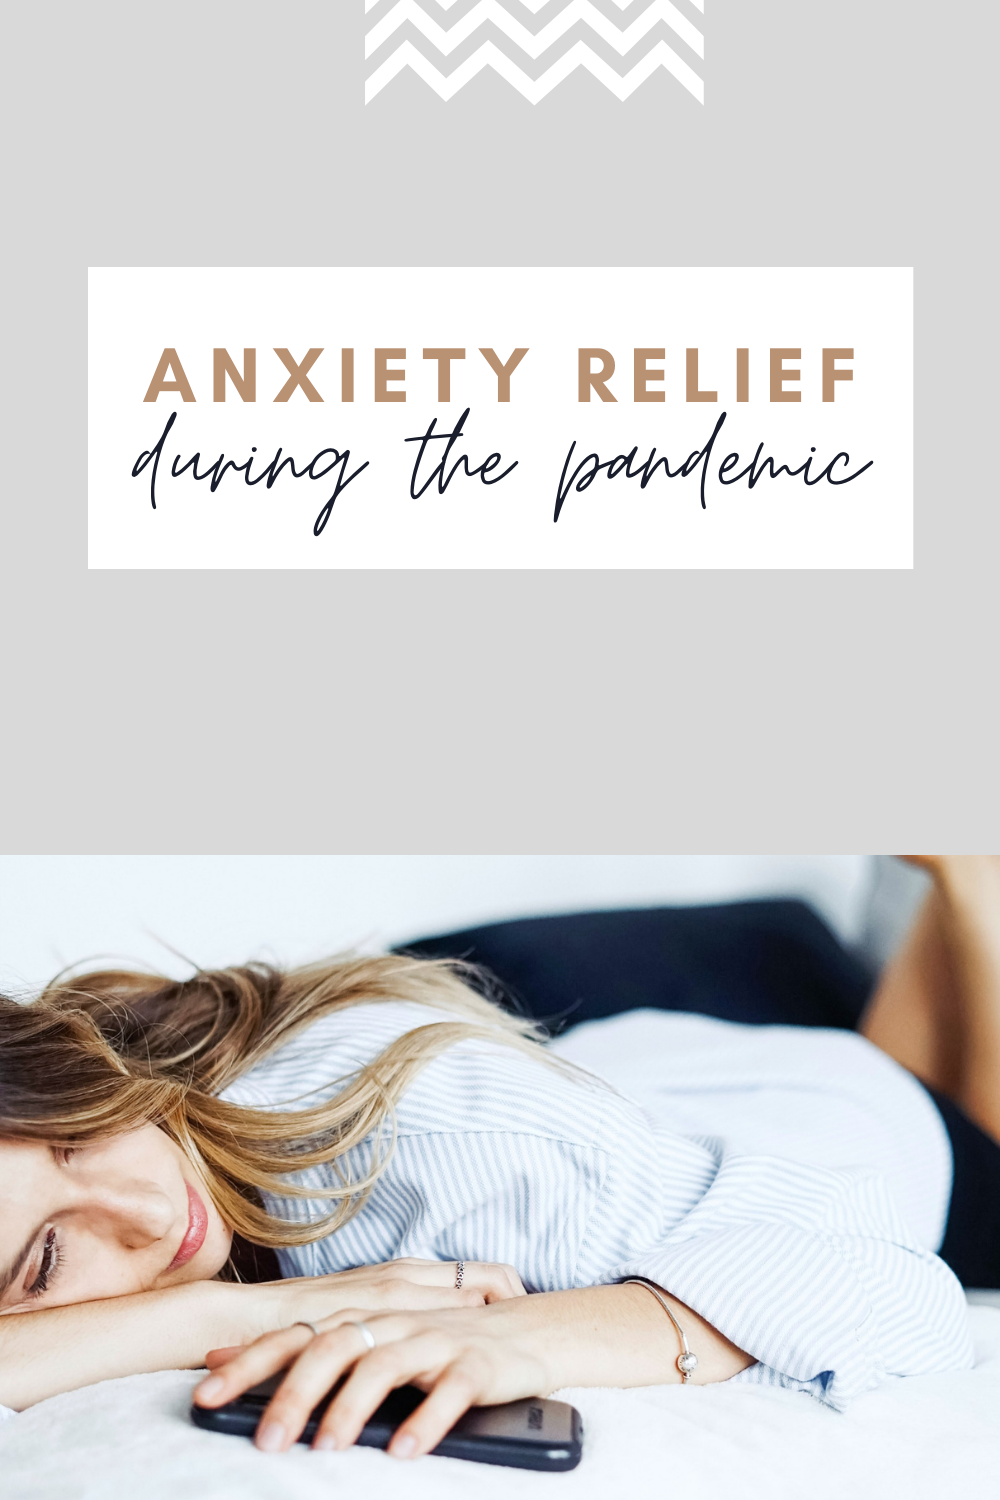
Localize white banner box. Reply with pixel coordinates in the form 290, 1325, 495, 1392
88, 267, 912, 569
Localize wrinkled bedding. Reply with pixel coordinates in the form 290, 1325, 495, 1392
3, 1300, 998, 1500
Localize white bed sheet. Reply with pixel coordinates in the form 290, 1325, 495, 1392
2, 1301, 997, 1500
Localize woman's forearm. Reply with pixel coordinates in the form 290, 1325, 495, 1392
487, 1282, 754, 1392
192, 1280, 757, 1457
0, 1258, 531, 1413
936, 858, 1000, 1008
0, 1280, 277, 1411
2, 1274, 752, 1419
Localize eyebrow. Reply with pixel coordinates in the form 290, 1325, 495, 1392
0, 1225, 44, 1304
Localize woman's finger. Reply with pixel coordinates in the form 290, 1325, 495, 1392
204, 1345, 245, 1370
481, 1263, 526, 1301
310, 1332, 453, 1452
387, 1357, 487, 1459
404, 1259, 525, 1302
257, 1326, 425, 1452
310, 1260, 523, 1310
454, 1261, 526, 1301
368, 1275, 487, 1310
384, 1259, 524, 1300
193, 1325, 313, 1407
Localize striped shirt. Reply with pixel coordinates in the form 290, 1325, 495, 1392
218, 1001, 973, 1410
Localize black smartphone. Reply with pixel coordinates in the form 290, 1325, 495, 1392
191, 1375, 583, 1471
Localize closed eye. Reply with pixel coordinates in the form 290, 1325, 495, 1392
26, 1227, 60, 1299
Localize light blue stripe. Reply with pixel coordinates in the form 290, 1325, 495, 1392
220, 1000, 973, 1411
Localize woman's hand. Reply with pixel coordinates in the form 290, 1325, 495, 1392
194, 1303, 549, 1459
193, 1284, 754, 1459
277, 1257, 523, 1309
245, 1258, 525, 1348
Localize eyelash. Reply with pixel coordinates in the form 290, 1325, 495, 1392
26, 1152, 74, 1301
27, 1227, 60, 1299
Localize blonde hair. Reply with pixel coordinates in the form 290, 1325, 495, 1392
0, 953, 557, 1251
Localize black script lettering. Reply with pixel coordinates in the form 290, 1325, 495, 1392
719, 442, 811, 488
405, 407, 517, 499
131, 410, 177, 508
308, 449, 371, 534
719, 444, 873, 488
680, 412, 727, 509
554, 444, 675, 520
554, 414, 726, 521
554, 415, 874, 520
130, 414, 370, 534
171, 449, 253, 490
811, 451, 874, 485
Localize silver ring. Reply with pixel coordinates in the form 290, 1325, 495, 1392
455, 1260, 465, 1291
348, 1319, 376, 1352
294, 1320, 321, 1337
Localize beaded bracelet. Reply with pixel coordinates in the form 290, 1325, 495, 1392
622, 1277, 699, 1382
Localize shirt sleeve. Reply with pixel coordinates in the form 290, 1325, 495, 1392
599, 1149, 974, 1410
246, 1015, 972, 1413
0, 1405, 16, 1421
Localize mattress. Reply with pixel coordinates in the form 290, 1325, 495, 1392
2, 1298, 997, 1500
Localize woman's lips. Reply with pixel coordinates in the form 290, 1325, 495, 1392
168, 1183, 209, 1271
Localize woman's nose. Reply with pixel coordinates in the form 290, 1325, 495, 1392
89, 1182, 177, 1247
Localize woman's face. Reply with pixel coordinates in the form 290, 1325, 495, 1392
0, 1125, 232, 1315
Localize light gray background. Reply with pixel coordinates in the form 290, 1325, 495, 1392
2, 2, 997, 850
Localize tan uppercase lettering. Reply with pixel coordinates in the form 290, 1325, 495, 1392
375, 349, 406, 402
273, 348, 324, 402
685, 348, 717, 402
770, 349, 801, 402
634, 349, 665, 402
479, 347, 529, 402
823, 348, 854, 402
143, 348, 196, 403
736, 348, 749, 403
423, 348, 466, 402
213, 348, 256, 403
578, 349, 617, 402
342, 349, 355, 403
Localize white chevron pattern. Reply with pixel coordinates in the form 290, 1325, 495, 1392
365, 0, 705, 105
366, 0, 703, 11
366, 1, 703, 61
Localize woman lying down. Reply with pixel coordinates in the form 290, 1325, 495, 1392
1, 854, 999, 1461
